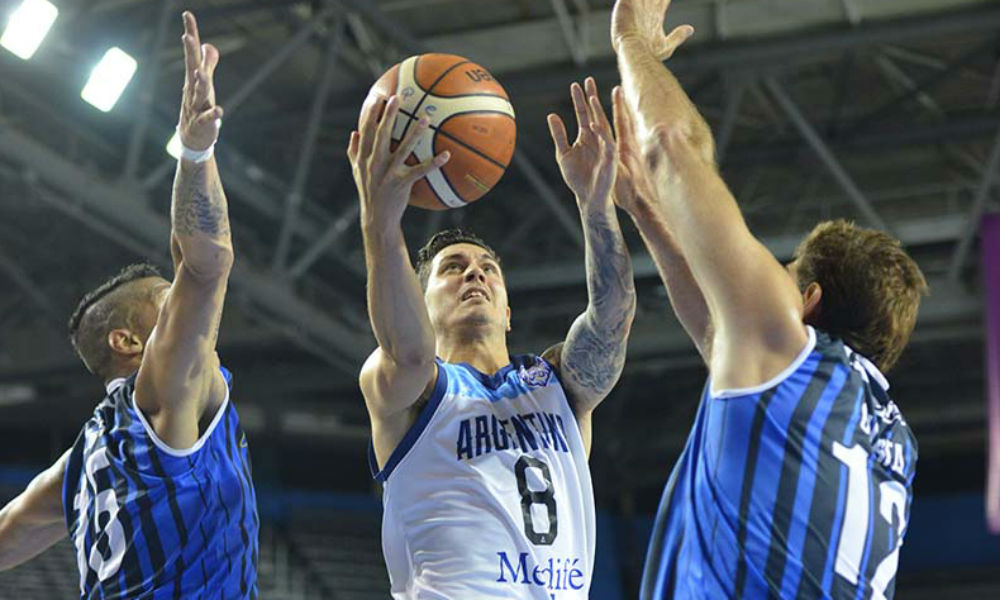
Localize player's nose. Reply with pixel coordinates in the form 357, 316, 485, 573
464, 266, 486, 283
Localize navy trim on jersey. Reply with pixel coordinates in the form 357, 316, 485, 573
454, 355, 534, 390
455, 354, 545, 391
62, 429, 85, 531
369, 363, 449, 482
538, 354, 577, 416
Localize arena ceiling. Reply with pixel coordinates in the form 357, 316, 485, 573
0, 0, 997, 506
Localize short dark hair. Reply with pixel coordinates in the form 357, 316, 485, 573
415, 228, 500, 288
68, 263, 164, 380
793, 220, 928, 372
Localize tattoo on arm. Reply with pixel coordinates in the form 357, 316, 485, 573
172, 161, 230, 237
562, 208, 636, 403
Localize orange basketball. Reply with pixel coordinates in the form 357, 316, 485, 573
361, 54, 517, 210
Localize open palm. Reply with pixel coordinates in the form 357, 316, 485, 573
611, 0, 693, 59
610, 86, 658, 216
548, 78, 617, 207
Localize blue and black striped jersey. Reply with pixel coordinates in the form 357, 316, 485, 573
62, 368, 259, 599
642, 327, 917, 600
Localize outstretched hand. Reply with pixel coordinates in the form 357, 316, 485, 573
178, 11, 222, 153
610, 85, 659, 217
349, 95, 450, 226
610, 0, 694, 59
548, 77, 617, 209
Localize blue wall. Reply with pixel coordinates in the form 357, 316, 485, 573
900, 493, 1000, 569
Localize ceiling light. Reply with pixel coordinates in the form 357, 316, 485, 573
81, 47, 137, 112
0, 0, 59, 60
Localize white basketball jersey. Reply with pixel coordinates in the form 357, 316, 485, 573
370, 355, 596, 599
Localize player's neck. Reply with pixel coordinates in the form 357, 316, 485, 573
436, 332, 509, 375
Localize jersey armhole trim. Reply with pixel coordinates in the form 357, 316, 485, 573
710, 326, 817, 399
131, 370, 231, 457
370, 363, 449, 482
538, 354, 576, 415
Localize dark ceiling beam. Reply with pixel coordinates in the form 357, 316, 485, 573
495, 3, 1000, 99
0, 124, 371, 369
948, 123, 1000, 279
507, 213, 968, 291
724, 113, 1000, 169
763, 76, 888, 231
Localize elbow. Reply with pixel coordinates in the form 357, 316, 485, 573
624, 292, 638, 326
641, 123, 714, 170
619, 294, 638, 337
377, 335, 436, 371
391, 347, 436, 371
181, 244, 235, 282
587, 292, 636, 338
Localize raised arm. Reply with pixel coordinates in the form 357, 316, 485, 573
611, 0, 807, 391
348, 94, 450, 465
135, 12, 231, 449
544, 78, 636, 453
610, 85, 710, 361
0, 451, 68, 571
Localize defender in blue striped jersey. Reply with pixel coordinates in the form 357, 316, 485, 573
609, 1, 928, 598
0, 12, 258, 598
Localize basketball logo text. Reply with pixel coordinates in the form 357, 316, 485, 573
465, 67, 494, 83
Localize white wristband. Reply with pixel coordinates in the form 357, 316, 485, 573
179, 142, 215, 163
177, 119, 221, 163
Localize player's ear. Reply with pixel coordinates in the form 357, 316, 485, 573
506, 306, 512, 333
108, 329, 144, 358
802, 282, 822, 324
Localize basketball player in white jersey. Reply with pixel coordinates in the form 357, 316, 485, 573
347, 79, 635, 598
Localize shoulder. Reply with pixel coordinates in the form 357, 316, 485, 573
540, 343, 563, 373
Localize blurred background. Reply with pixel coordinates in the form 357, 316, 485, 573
0, 0, 999, 597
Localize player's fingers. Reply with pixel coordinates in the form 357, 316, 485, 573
194, 106, 224, 127
375, 95, 400, 161
547, 114, 570, 155
613, 86, 636, 150
588, 93, 614, 145
583, 77, 610, 130
591, 122, 615, 158
611, 86, 625, 145
191, 70, 210, 107
570, 82, 591, 138
347, 131, 360, 163
203, 43, 220, 76
391, 116, 429, 170
185, 11, 201, 47
181, 36, 200, 85
182, 12, 202, 66
660, 24, 694, 60
357, 94, 385, 160
404, 151, 451, 185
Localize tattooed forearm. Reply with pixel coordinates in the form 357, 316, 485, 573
561, 205, 636, 408
172, 160, 231, 238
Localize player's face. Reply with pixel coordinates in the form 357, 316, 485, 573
425, 243, 510, 334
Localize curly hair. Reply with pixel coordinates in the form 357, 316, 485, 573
68, 263, 164, 379
793, 220, 928, 372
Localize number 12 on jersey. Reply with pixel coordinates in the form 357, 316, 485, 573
833, 442, 908, 600
514, 456, 558, 545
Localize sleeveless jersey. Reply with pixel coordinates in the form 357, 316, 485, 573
642, 327, 917, 600
370, 355, 596, 599
63, 368, 259, 599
